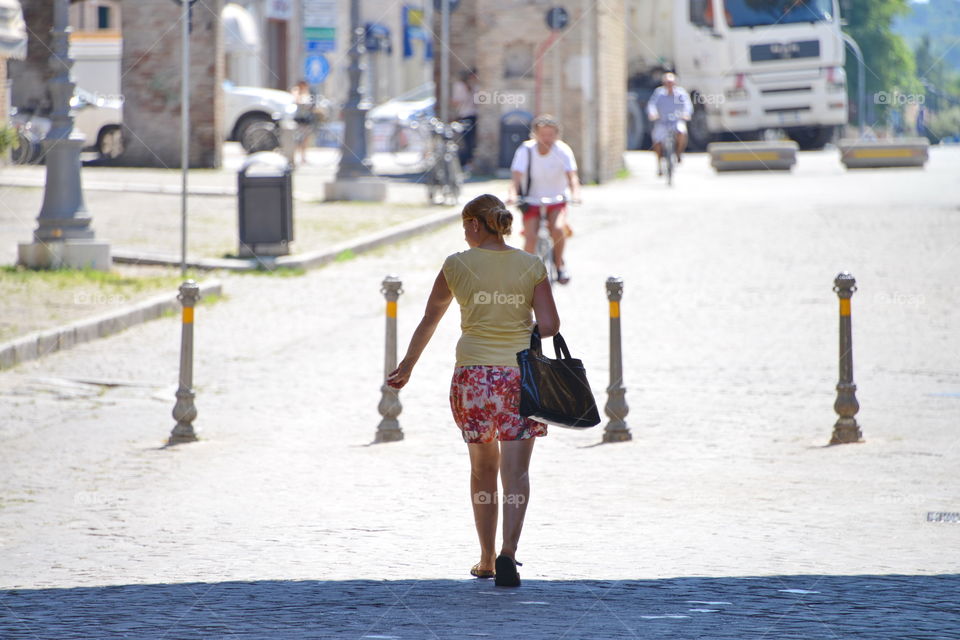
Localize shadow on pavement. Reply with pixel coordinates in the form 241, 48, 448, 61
1, 574, 957, 638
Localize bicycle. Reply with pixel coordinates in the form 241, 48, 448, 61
657, 112, 681, 187
520, 194, 568, 284
424, 118, 464, 205
388, 115, 433, 169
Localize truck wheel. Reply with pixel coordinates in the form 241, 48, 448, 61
97, 125, 124, 159
787, 126, 834, 150
687, 103, 712, 151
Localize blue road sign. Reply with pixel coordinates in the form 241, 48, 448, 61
304, 54, 330, 85
546, 6, 569, 30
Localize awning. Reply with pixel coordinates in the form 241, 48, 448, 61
222, 3, 261, 55
0, 0, 27, 60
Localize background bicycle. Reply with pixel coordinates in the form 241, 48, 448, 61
424, 118, 464, 206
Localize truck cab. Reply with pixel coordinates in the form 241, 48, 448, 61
628, 0, 848, 149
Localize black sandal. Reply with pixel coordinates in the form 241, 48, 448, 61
494, 555, 522, 587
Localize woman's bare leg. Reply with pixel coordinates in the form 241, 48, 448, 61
523, 215, 538, 254
468, 441, 500, 570
498, 437, 536, 559
547, 208, 567, 269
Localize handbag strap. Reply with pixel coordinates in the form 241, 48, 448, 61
529, 325, 542, 354
523, 144, 532, 197
552, 333, 572, 360
531, 326, 572, 360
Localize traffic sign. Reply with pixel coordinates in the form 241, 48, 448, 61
546, 6, 569, 30
304, 54, 330, 85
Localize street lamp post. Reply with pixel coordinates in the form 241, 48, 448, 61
336, 0, 373, 179
325, 0, 386, 201
17, 0, 110, 271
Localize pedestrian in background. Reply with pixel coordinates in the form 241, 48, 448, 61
387, 194, 560, 588
451, 68, 479, 173
291, 79, 315, 165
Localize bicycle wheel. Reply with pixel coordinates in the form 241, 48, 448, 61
444, 152, 463, 204
536, 234, 556, 284
664, 138, 675, 187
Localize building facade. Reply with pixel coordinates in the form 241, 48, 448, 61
438, 0, 626, 182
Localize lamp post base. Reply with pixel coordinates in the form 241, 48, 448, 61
18, 240, 111, 271
602, 422, 633, 443
829, 418, 863, 445
374, 419, 404, 443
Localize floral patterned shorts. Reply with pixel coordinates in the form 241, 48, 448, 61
449, 366, 548, 444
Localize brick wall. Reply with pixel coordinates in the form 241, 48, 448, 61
437, 0, 625, 183
120, 0, 224, 168
1, 59, 8, 124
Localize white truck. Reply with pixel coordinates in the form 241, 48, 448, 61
626, 0, 848, 150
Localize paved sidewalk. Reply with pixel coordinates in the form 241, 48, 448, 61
0, 145, 484, 202
1, 149, 958, 638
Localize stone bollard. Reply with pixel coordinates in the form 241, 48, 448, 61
830, 272, 863, 444
603, 277, 632, 443
168, 280, 201, 445
376, 275, 404, 443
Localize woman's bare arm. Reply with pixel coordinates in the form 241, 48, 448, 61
386, 270, 454, 389
532, 279, 560, 337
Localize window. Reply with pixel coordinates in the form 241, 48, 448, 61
690, 0, 714, 28
97, 6, 111, 30
723, 0, 834, 28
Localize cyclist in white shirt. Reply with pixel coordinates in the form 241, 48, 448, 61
647, 72, 693, 175
506, 115, 581, 285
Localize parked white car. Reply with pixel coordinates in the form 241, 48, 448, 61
12, 83, 301, 163
71, 88, 124, 158
223, 81, 298, 151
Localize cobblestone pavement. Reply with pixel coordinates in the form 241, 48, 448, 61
2, 575, 958, 639
1, 149, 958, 638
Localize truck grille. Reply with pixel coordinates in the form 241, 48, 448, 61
761, 86, 813, 95
764, 106, 812, 114
750, 40, 820, 63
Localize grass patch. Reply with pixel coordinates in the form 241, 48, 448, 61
614, 167, 631, 180
243, 266, 306, 277
0, 265, 182, 291
334, 249, 357, 262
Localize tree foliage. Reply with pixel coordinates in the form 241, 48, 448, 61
842, 0, 921, 124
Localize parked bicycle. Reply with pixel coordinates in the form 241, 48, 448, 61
9, 107, 49, 165
424, 118, 464, 205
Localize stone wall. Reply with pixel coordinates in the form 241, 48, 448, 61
436, 0, 625, 183
120, 0, 224, 168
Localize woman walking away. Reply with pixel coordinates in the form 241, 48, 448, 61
387, 194, 560, 587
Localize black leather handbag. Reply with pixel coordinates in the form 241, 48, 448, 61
516, 326, 601, 428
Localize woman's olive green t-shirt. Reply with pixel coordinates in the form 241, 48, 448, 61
442, 248, 547, 367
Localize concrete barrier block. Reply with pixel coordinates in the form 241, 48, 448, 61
708, 141, 798, 172
838, 138, 929, 169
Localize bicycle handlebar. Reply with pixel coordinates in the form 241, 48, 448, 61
519, 195, 568, 206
